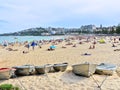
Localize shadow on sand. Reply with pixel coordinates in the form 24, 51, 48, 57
61, 70, 87, 84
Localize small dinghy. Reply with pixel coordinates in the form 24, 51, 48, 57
13, 65, 35, 76
35, 64, 53, 74
95, 63, 117, 75
53, 62, 68, 72
72, 62, 97, 77
0, 68, 16, 80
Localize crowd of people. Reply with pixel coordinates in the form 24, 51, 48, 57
1, 35, 120, 54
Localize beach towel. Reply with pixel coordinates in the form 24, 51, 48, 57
50, 45, 56, 49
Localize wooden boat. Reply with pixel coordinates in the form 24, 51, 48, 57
35, 64, 52, 74
0, 68, 16, 80
95, 63, 117, 75
53, 62, 68, 72
72, 62, 97, 77
14, 65, 35, 76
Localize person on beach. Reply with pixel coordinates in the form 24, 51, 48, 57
48, 44, 56, 51
62, 45, 67, 48
73, 44, 76, 47
89, 44, 95, 49
93, 44, 95, 49
112, 43, 116, 47
114, 38, 116, 43
3, 40, 8, 47
119, 38, 120, 41
23, 51, 29, 54
93, 40, 96, 44
38, 43, 42, 48
31, 41, 37, 50
89, 45, 92, 49
25, 43, 30, 50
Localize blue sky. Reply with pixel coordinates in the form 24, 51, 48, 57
0, 0, 120, 34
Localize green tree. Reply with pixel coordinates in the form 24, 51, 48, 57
109, 27, 115, 34
116, 26, 120, 34
102, 29, 108, 34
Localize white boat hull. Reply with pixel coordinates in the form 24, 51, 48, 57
95, 63, 117, 75
72, 63, 97, 77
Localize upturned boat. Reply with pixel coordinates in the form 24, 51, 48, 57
13, 65, 35, 76
0, 68, 16, 80
53, 62, 68, 72
35, 64, 52, 74
95, 63, 117, 75
72, 62, 97, 77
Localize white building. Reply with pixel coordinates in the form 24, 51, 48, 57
81, 25, 96, 32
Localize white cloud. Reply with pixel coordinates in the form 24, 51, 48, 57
0, 0, 120, 33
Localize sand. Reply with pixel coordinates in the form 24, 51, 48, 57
0, 37, 120, 90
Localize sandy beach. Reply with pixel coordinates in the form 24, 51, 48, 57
0, 36, 120, 90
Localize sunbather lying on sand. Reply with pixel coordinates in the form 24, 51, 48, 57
6, 48, 18, 51
114, 49, 120, 51
23, 51, 29, 54
48, 45, 56, 51
81, 53, 91, 56
72, 44, 76, 47
62, 46, 67, 48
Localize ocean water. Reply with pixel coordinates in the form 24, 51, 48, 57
0, 36, 66, 44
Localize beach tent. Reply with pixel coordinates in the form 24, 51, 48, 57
99, 38, 105, 43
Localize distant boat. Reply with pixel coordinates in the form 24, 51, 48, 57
95, 63, 117, 75
72, 62, 97, 77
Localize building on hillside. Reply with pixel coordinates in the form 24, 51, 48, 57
41, 33, 50, 36
80, 25, 96, 33
95, 25, 117, 34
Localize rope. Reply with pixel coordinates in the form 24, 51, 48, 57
14, 75, 27, 90
99, 75, 108, 87
91, 75, 101, 89
91, 75, 108, 90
